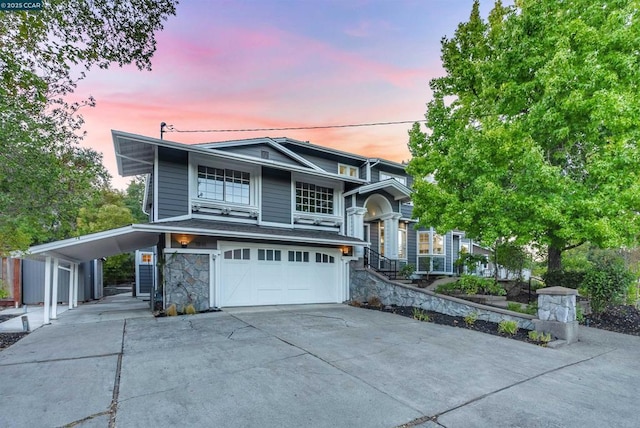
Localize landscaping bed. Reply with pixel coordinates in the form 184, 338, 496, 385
584, 305, 640, 336
0, 332, 28, 350
356, 303, 546, 345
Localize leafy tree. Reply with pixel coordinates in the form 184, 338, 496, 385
123, 177, 150, 223
408, 0, 640, 272
0, 1, 177, 254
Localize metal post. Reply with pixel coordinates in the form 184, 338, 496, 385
69, 263, 74, 310
73, 263, 79, 308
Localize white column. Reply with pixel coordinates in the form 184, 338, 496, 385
51, 258, 59, 319
68, 263, 75, 310
43, 256, 51, 325
73, 263, 79, 308
381, 213, 402, 260
346, 207, 368, 257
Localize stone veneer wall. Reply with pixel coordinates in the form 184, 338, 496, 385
537, 293, 576, 322
350, 265, 535, 330
164, 253, 210, 312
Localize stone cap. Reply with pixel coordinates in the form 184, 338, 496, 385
536, 286, 578, 296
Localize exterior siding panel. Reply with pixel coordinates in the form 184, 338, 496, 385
261, 167, 292, 224
218, 144, 301, 166
157, 147, 189, 219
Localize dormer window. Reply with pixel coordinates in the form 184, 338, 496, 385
379, 171, 406, 185
197, 166, 250, 204
338, 163, 358, 178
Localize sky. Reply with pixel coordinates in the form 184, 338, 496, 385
71, 0, 495, 189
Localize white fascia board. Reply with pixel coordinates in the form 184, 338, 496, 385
346, 180, 412, 200
134, 224, 367, 247
111, 130, 365, 184
27, 226, 136, 255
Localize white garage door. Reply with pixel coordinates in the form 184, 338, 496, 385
219, 242, 342, 307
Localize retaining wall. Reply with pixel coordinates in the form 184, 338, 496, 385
350, 265, 535, 330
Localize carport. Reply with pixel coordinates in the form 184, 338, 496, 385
24, 225, 162, 324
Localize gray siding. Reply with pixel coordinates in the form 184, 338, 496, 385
157, 147, 189, 219
407, 224, 418, 267
262, 167, 291, 224
401, 203, 413, 218
22, 259, 81, 304
217, 144, 302, 166
285, 145, 362, 174
138, 265, 154, 294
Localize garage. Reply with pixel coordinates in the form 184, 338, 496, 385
219, 242, 342, 307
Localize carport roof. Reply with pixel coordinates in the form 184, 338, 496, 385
25, 220, 366, 263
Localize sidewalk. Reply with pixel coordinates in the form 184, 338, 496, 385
0, 303, 71, 333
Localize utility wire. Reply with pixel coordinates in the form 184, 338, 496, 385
164, 119, 426, 134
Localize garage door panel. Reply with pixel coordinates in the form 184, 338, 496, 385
220, 243, 341, 307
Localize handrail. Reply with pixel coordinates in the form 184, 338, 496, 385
364, 247, 398, 280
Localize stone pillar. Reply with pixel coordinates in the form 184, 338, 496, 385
346, 207, 368, 257
534, 286, 579, 344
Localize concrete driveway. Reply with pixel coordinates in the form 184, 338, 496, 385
0, 295, 638, 428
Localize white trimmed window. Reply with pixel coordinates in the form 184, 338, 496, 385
288, 251, 309, 262
315, 253, 335, 263
258, 249, 281, 261
379, 171, 407, 185
338, 164, 358, 178
198, 166, 250, 204
398, 223, 407, 259
295, 182, 334, 214
224, 248, 250, 260
417, 230, 446, 272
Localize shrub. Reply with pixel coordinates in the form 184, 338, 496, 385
506, 302, 522, 312
457, 275, 506, 296
399, 264, 416, 279
367, 295, 382, 308
349, 300, 362, 307
543, 269, 586, 289
0, 279, 8, 299
184, 304, 197, 315
528, 330, 552, 346
166, 304, 178, 316
582, 249, 636, 314
464, 312, 478, 326
575, 304, 585, 324
412, 307, 430, 322
498, 320, 518, 336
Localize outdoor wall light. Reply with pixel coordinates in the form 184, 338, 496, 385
180, 240, 188, 248
342, 246, 352, 256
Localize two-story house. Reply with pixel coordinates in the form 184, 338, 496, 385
26, 130, 476, 316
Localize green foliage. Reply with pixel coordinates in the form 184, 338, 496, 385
492, 242, 531, 281
582, 249, 636, 314
407, 0, 640, 273
506, 302, 522, 313
436, 275, 505, 296
463, 312, 478, 326
498, 320, 519, 336
528, 330, 552, 345
399, 264, 416, 279
575, 305, 585, 324
0, 279, 9, 299
0, 1, 177, 254
542, 270, 586, 290
412, 307, 431, 322
454, 252, 486, 275
625, 283, 639, 306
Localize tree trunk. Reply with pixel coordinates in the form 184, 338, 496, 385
547, 245, 562, 272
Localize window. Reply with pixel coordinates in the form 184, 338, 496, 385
141, 253, 153, 264
295, 182, 334, 214
198, 166, 250, 204
315, 253, 335, 263
288, 251, 309, 262
417, 230, 446, 272
338, 164, 358, 178
379, 172, 407, 186
224, 248, 250, 260
398, 223, 407, 259
258, 249, 281, 261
